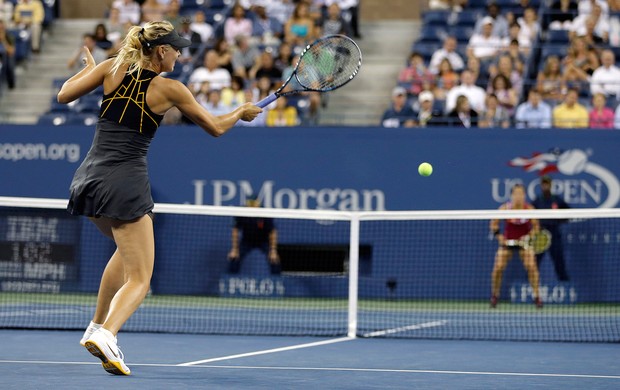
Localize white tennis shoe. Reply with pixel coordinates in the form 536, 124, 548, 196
79, 321, 102, 346
84, 328, 131, 375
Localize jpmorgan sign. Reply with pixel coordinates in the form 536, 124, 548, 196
191, 179, 386, 211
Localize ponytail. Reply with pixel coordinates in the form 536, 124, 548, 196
110, 21, 174, 76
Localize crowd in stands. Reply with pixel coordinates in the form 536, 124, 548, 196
0, 0, 55, 94
383, 0, 620, 129
38, 0, 362, 127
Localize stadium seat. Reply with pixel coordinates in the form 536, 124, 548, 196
541, 45, 566, 60
411, 42, 441, 63
546, 29, 569, 44
466, 0, 489, 9
418, 26, 448, 43
449, 26, 474, 43
422, 11, 450, 26
73, 95, 102, 113
452, 11, 481, 27
38, 113, 68, 126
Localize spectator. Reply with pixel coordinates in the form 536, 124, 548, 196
251, 2, 284, 47
489, 183, 542, 309
536, 55, 565, 103
446, 94, 478, 128
479, 93, 510, 128
221, 75, 246, 108
13, 0, 44, 53
590, 50, 620, 98
0, 19, 15, 89
504, 39, 526, 74
445, 70, 487, 113
212, 37, 234, 75
93, 23, 113, 51
224, 3, 253, 45
548, 0, 579, 30
488, 74, 517, 115
589, 92, 615, 128
489, 54, 523, 96
502, 22, 531, 54
190, 10, 214, 44
231, 34, 260, 79
0, 0, 13, 26
531, 176, 571, 281
415, 90, 441, 127
227, 194, 281, 275
200, 89, 232, 116
67, 33, 108, 71
468, 16, 504, 62
428, 36, 465, 75
381, 86, 416, 127
188, 50, 232, 93
105, 8, 125, 46
274, 42, 293, 73
284, 1, 315, 47
164, 0, 182, 29
325, 0, 361, 38
562, 37, 599, 91
577, 0, 609, 17
265, 0, 296, 27
515, 89, 553, 128
249, 50, 282, 80
111, 0, 141, 25
474, 3, 509, 38
466, 55, 484, 87
253, 75, 275, 105
398, 52, 435, 96
571, 3, 609, 43
434, 58, 459, 100
141, 0, 166, 23
318, 2, 352, 37
266, 96, 299, 126
552, 88, 589, 128
517, 7, 540, 45
177, 17, 202, 63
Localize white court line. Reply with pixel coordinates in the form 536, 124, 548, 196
177, 336, 354, 366
362, 320, 448, 338
0, 360, 619, 380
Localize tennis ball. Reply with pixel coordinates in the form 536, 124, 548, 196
418, 162, 433, 177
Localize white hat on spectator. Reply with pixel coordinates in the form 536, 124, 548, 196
419, 91, 434, 102
392, 86, 407, 97
481, 16, 494, 25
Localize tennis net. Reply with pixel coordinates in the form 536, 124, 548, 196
0, 196, 618, 342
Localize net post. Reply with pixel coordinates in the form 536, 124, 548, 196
347, 213, 360, 338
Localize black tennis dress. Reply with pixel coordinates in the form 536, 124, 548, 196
67, 69, 164, 221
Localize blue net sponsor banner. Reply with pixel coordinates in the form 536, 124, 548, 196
1, 126, 619, 210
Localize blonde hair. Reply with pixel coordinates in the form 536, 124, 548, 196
111, 21, 175, 75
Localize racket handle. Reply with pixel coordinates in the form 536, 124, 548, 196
256, 93, 278, 108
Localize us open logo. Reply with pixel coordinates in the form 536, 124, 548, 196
492, 148, 620, 208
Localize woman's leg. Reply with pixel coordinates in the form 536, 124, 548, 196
102, 215, 155, 335
520, 248, 540, 299
491, 248, 510, 298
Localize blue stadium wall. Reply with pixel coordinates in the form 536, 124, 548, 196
1, 126, 619, 302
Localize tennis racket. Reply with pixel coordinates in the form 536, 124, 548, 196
255, 34, 362, 108
504, 229, 552, 254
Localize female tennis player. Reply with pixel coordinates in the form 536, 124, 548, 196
489, 183, 542, 309
57, 21, 262, 375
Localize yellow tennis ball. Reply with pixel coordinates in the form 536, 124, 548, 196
418, 162, 433, 177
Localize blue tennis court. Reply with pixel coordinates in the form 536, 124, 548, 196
1, 329, 619, 389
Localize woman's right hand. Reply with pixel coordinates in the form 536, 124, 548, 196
239, 103, 263, 122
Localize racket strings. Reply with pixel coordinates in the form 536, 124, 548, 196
296, 36, 362, 92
